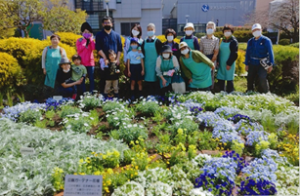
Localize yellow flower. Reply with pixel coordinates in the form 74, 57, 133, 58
107, 168, 113, 174
177, 128, 183, 135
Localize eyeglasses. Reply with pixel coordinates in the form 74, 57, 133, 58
103, 22, 111, 25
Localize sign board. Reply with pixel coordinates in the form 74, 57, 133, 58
64, 175, 102, 196
53, 95, 63, 102
20, 147, 35, 156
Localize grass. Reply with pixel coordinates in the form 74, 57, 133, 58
233, 77, 247, 93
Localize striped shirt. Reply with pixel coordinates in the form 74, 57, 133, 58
200, 35, 219, 55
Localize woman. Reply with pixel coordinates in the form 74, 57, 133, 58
124, 24, 143, 64
217, 24, 238, 93
42, 34, 67, 97
141, 23, 163, 96
76, 22, 95, 93
180, 22, 200, 51
179, 42, 215, 91
156, 45, 180, 98
163, 28, 180, 61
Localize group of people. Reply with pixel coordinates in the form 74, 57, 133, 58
42, 16, 275, 101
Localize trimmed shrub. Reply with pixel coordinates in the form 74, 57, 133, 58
278, 39, 290, 46
0, 52, 22, 91
52, 32, 82, 48
236, 50, 246, 75
290, 42, 299, 48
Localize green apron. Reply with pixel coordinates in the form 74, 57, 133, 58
144, 39, 158, 82
44, 46, 61, 88
159, 56, 174, 88
182, 51, 212, 89
217, 41, 236, 81
182, 36, 195, 50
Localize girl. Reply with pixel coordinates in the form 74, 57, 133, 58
127, 38, 145, 101
180, 23, 200, 51
217, 24, 238, 93
124, 24, 143, 64
156, 45, 180, 99
76, 22, 95, 93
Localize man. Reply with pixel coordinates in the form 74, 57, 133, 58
96, 16, 122, 94
200, 21, 219, 90
245, 23, 274, 93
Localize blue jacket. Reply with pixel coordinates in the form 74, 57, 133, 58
245, 35, 275, 66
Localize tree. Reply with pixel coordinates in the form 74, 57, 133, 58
244, 10, 270, 31
43, 0, 87, 34
269, 0, 299, 43
0, 0, 44, 38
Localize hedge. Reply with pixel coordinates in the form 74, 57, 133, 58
0, 52, 22, 91
289, 42, 299, 48
279, 39, 290, 46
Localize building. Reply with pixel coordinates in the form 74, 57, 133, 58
74, 0, 162, 37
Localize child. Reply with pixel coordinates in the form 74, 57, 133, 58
127, 38, 145, 101
71, 55, 87, 96
56, 57, 83, 99
104, 50, 120, 99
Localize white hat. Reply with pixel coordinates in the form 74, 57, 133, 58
252, 23, 262, 31
184, 22, 195, 31
179, 42, 188, 49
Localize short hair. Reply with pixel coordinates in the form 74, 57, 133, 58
222, 24, 234, 33
50, 34, 60, 41
147, 23, 155, 29
165, 28, 177, 39
206, 21, 216, 30
102, 16, 113, 23
108, 49, 116, 56
130, 24, 142, 39
72, 54, 81, 62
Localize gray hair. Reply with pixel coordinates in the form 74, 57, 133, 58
206, 21, 216, 30
147, 23, 156, 28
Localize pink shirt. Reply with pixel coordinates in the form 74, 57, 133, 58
76, 37, 95, 66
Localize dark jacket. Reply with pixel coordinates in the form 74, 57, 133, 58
141, 37, 163, 57
163, 41, 180, 61
218, 36, 238, 66
104, 62, 120, 80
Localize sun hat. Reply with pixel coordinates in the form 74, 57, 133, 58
252, 23, 262, 31
184, 22, 195, 30
179, 42, 189, 49
59, 57, 72, 66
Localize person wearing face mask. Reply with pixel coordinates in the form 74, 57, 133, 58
41, 34, 67, 98
76, 22, 95, 94
179, 42, 215, 91
180, 22, 200, 51
163, 28, 180, 61
124, 24, 143, 66
56, 57, 83, 99
200, 21, 219, 91
141, 23, 163, 96
96, 16, 122, 95
245, 23, 274, 93
217, 24, 238, 93
156, 45, 180, 101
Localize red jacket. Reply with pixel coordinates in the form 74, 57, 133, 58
76, 37, 95, 66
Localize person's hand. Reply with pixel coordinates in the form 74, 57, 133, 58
211, 66, 215, 70
245, 65, 249, 71
226, 65, 231, 70
116, 59, 120, 65
76, 78, 83, 85
162, 78, 167, 87
141, 70, 144, 76
105, 59, 109, 65
267, 66, 273, 73
43, 68, 46, 75
188, 78, 193, 84
128, 71, 131, 77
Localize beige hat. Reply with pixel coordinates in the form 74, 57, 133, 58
252, 23, 262, 31
184, 22, 195, 31
179, 42, 188, 49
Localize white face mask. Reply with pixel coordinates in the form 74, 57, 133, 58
181, 48, 189, 55
132, 29, 139, 36
162, 53, 170, 59
252, 30, 262, 38
206, 29, 214, 35
185, 30, 193, 36
167, 36, 174, 42
63, 69, 70, 73
224, 32, 232, 37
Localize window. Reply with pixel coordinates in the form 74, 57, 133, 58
86, 14, 100, 29
75, 0, 104, 12
121, 22, 139, 36
116, 0, 121, 4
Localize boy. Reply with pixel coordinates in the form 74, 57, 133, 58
104, 50, 120, 99
127, 38, 145, 101
71, 55, 87, 96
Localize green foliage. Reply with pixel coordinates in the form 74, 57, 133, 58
0, 52, 22, 91
80, 95, 102, 111
102, 101, 124, 112
64, 117, 91, 133
198, 130, 218, 150
135, 101, 161, 116
279, 39, 291, 46
52, 32, 82, 48
18, 109, 42, 124
236, 50, 246, 75
45, 110, 56, 120
289, 42, 299, 48
59, 105, 81, 118
268, 133, 278, 149
34, 120, 47, 128
168, 118, 198, 138
255, 140, 270, 157
231, 140, 245, 155
118, 124, 148, 144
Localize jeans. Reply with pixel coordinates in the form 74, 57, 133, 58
247, 65, 269, 93
218, 80, 234, 93
84, 66, 95, 93
57, 86, 76, 97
